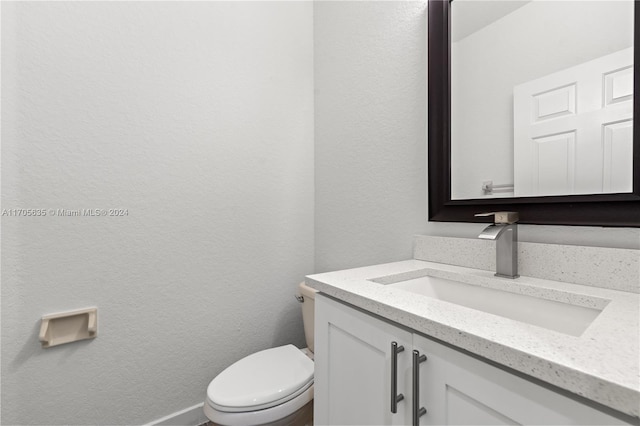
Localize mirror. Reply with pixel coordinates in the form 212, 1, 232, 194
451, 0, 634, 200
428, 0, 640, 226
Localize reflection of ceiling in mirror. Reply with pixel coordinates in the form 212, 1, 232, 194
451, 0, 532, 42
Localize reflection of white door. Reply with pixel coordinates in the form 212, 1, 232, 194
514, 48, 633, 197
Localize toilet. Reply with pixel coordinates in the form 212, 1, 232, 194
203, 282, 317, 426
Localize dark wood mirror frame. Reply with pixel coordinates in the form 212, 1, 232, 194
428, 0, 640, 227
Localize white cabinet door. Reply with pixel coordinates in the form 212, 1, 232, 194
315, 295, 412, 425
412, 334, 628, 425
514, 47, 633, 196
315, 297, 631, 425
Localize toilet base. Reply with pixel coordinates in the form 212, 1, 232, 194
207, 400, 313, 426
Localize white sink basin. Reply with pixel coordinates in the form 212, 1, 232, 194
384, 275, 604, 337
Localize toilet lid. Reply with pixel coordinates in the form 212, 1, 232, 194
207, 344, 314, 411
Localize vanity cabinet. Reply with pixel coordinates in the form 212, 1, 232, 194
315, 294, 630, 425
314, 293, 413, 424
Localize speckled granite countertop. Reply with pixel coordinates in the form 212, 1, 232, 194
306, 259, 640, 418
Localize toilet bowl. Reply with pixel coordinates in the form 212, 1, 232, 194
203, 282, 317, 426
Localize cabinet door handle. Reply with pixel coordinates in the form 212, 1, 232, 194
412, 350, 427, 425
391, 341, 405, 413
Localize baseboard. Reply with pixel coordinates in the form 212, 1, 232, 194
145, 403, 208, 426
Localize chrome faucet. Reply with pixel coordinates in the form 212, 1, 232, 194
476, 212, 519, 279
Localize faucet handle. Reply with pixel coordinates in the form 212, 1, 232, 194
475, 211, 519, 224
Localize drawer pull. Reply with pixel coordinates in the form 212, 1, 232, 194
391, 341, 405, 413
412, 350, 427, 425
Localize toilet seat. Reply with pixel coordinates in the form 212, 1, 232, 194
204, 345, 314, 425
204, 384, 313, 426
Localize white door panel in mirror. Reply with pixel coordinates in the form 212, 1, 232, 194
514, 48, 633, 197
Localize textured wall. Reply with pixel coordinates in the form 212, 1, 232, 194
1, 2, 313, 424
314, 1, 429, 273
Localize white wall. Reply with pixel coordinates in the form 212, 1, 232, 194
0, 2, 314, 425
314, 0, 429, 273
451, 1, 634, 199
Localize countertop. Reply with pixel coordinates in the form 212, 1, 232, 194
306, 259, 640, 418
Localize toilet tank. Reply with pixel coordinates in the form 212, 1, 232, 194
298, 282, 317, 353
